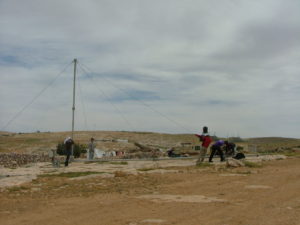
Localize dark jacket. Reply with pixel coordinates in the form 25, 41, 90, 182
65, 139, 74, 153
225, 142, 236, 151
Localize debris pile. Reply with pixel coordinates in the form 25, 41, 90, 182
260, 155, 287, 161
122, 142, 163, 159
226, 158, 245, 167
0, 153, 50, 168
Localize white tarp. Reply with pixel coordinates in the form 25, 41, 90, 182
94, 148, 106, 158
89, 149, 117, 158
116, 139, 128, 143
104, 151, 116, 157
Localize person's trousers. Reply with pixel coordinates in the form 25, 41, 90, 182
196, 146, 208, 164
89, 152, 94, 160
65, 152, 71, 166
209, 146, 225, 162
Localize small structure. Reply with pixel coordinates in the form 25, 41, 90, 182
94, 149, 106, 158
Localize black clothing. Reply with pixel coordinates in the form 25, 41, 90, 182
64, 139, 74, 166
167, 149, 181, 157
209, 145, 225, 162
65, 139, 74, 151
233, 152, 245, 160
65, 153, 71, 166
225, 142, 236, 156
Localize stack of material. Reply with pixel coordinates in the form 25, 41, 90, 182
133, 142, 157, 152
0, 153, 50, 168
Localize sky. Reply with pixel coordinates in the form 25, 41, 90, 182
0, 0, 300, 138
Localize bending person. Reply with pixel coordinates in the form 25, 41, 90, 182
209, 140, 225, 162
224, 141, 236, 157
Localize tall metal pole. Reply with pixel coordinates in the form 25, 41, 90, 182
71, 58, 77, 140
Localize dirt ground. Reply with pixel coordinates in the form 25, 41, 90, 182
0, 157, 300, 225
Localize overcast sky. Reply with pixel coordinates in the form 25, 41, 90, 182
0, 0, 299, 138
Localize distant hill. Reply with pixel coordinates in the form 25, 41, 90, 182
246, 137, 300, 143
245, 137, 300, 152
0, 131, 198, 153
1, 131, 299, 154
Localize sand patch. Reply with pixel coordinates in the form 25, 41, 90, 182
245, 185, 272, 189
143, 169, 179, 174
137, 194, 227, 203
0, 175, 37, 188
141, 219, 166, 223
219, 174, 248, 177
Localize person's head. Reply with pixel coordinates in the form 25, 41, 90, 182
91, 137, 94, 142
203, 126, 208, 133
224, 141, 229, 145
65, 137, 71, 141
64, 137, 72, 144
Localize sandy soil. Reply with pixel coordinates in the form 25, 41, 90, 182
0, 157, 300, 225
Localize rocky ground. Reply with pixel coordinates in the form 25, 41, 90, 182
0, 155, 299, 225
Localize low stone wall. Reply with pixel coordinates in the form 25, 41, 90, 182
0, 153, 50, 168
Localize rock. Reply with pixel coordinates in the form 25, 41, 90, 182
0, 153, 50, 168
11, 161, 18, 168
292, 148, 300, 152
226, 158, 245, 167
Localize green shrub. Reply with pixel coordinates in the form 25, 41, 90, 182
56, 142, 66, 155
56, 142, 87, 158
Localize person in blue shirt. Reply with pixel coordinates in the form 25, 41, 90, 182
209, 140, 225, 162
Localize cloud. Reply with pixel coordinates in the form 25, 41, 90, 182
0, 0, 300, 137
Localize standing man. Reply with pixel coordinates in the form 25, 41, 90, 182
195, 126, 213, 165
209, 140, 225, 162
88, 137, 96, 160
64, 137, 74, 167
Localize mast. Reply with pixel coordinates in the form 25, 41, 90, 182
71, 58, 77, 140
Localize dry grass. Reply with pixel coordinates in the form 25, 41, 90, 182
114, 171, 128, 177
38, 171, 105, 178
137, 167, 157, 172
1, 131, 300, 157
1, 170, 166, 199
109, 161, 128, 165
7, 186, 30, 192
196, 162, 214, 168
244, 161, 263, 168
246, 137, 300, 152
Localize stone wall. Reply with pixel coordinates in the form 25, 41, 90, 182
0, 153, 50, 168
